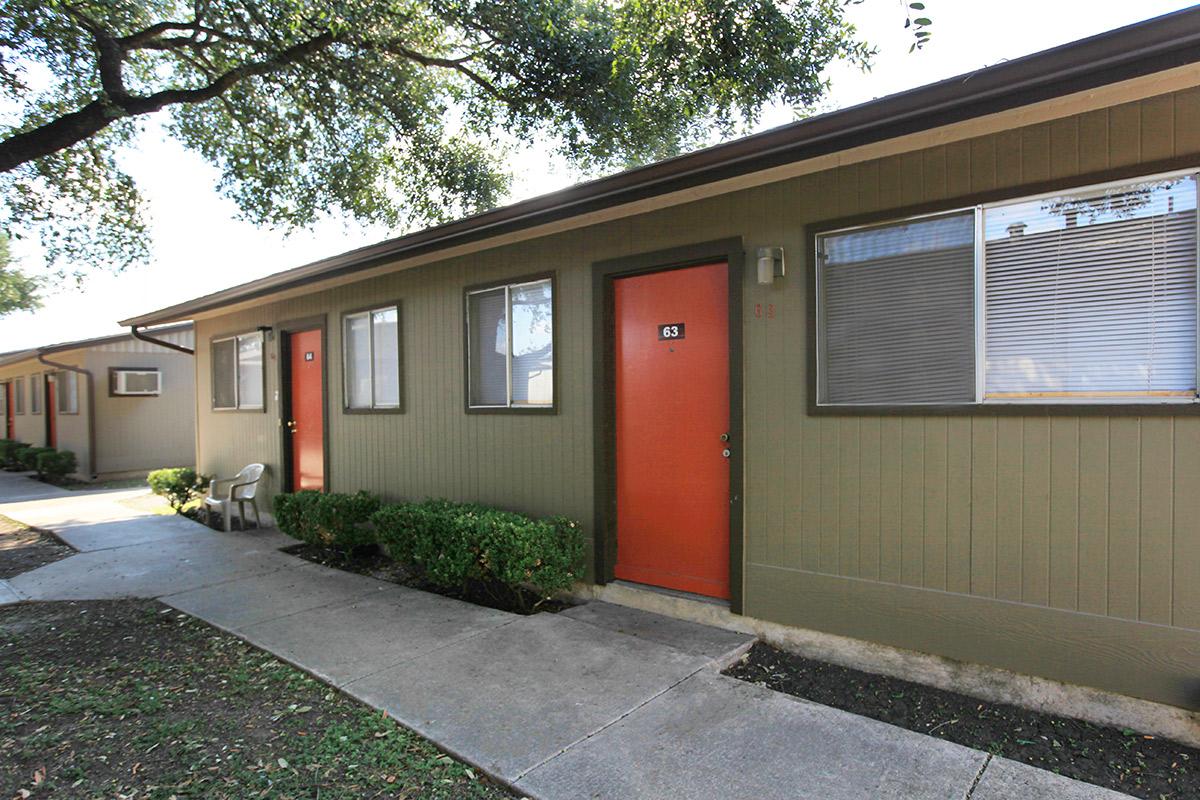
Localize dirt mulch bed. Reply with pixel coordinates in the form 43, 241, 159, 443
284, 543, 573, 616
0, 599, 514, 799
0, 515, 74, 579
725, 642, 1196, 799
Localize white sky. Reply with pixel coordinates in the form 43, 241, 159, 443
1, 0, 1196, 350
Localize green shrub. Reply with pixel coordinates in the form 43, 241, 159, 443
372, 500, 585, 605
147, 467, 209, 513
274, 490, 381, 550
0, 439, 25, 469
36, 449, 76, 482
15, 445, 53, 472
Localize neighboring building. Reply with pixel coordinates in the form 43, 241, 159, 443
122, 12, 1200, 710
0, 324, 196, 479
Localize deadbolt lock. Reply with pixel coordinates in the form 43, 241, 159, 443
719, 432, 730, 442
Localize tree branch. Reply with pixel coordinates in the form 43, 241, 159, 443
0, 31, 334, 173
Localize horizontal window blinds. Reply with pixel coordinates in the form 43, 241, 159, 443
819, 213, 977, 404
985, 177, 1198, 397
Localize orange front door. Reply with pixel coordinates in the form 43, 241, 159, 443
287, 329, 325, 491
3, 384, 12, 439
46, 380, 56, 448
614, 262, 731, 599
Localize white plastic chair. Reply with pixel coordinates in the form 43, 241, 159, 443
203, 463, 266, 532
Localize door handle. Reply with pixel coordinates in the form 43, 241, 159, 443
722, 448, 731, 458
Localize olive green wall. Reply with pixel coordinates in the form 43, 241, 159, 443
194, 86, 1200, 708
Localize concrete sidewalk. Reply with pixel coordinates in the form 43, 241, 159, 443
0, 471, 1129, 799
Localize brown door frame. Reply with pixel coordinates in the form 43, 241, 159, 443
591, 237, 745, 614
277, 316, 330, 493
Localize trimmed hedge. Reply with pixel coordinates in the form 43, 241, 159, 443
0, 439, 25, 470
373, 499, 585, 602
148, 467, 209, 513
36, 449, 76, 482
14, 445, 53, 472
273, 490, 381, 551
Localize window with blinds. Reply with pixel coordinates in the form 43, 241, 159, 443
815, 170, 1200, 406
984, 176, 1197, 399
817, 212, 977, 404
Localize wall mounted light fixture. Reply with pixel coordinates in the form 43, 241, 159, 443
757, 246, 785, 285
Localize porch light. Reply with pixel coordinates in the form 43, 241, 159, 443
756, 246, 785, 285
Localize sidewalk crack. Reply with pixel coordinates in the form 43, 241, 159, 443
963, 754, 993, 800
512, 664, 706, 784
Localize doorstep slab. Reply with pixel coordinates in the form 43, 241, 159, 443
238, 586, 515, 686
342, 612, 707, 781
517, 670, 988, 800
164, 560, 395, 630
560, 601, 753, 661
972, 757, 1135, 799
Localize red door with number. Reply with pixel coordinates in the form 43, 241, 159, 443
3, 383, 12, 439
46, 379, 56, 448
287, 329, 325, 491
614, 262, 731, 599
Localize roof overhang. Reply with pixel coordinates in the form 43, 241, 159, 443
121, 7, 1200, 328
0, 322, 193, 368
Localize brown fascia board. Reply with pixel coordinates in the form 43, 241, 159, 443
119, 6, 1200, 328
0, 323, 193, 367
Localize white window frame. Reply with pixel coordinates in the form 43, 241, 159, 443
112, 368, 162, 396
212, 331, 265, 411
465, 277, 555, 410
342, 305, 402, 411
815, 167, 1200, 407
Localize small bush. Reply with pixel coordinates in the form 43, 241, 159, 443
274, 490, 381, 550
0, 439, 25, 469
372, 500, 585, 609
15, 445, 53, 472
36, 449, 76, 482
147, 467, 209, 513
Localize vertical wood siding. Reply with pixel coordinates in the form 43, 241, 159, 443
194, 87, 1200, 702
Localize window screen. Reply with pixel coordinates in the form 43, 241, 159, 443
57, 372, 78, 414
468, 287, 510, 407
818, 212, 977, 404
30, 374, 41, 414
984, 176, 1198, 398
13, 377, 23, 413
212, 338, 237, 409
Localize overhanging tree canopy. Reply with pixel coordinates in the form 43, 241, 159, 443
0, 0, 889, 277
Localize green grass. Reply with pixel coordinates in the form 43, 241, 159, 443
0, 600, 512, 799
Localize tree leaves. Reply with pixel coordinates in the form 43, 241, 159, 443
0, 0, 873, 275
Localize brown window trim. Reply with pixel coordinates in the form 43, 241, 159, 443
108, 366, 162, 397
806, 155, 1200, 418
462, 271, 558, 415
340, 300, 405, 415
210, 329, 268, 414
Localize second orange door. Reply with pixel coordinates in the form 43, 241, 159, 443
287, 329, 325, 492
613, 262, 731, 600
